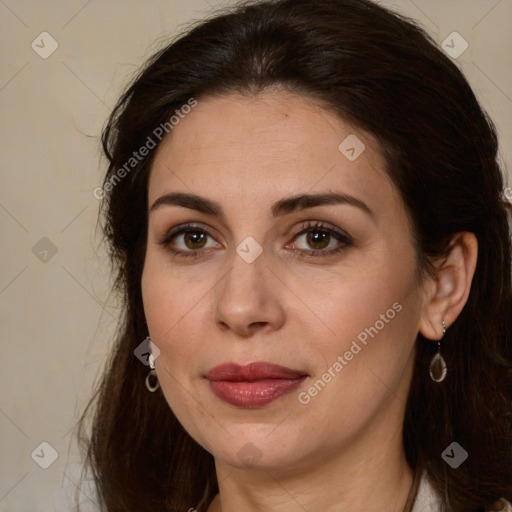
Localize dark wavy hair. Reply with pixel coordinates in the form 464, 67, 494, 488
78, 0, 512, 510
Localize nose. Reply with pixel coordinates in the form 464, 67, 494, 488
213, 247, 286, 337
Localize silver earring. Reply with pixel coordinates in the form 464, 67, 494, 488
429, 320, 447, 382
145, 338, 160, 392
145, 368, 160, 392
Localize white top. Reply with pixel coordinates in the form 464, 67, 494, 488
411, 473, 442, 512
412, 472, 512, 512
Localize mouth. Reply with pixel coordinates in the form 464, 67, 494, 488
205, 362, 308, 408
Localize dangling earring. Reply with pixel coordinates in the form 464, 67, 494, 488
429, 320, 447, 382
145, 340, 160, 392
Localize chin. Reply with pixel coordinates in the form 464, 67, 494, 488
200, 427, 314, 472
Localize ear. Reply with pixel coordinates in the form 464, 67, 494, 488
418, 232, 478, 340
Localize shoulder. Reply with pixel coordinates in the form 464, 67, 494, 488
412, 472, 512, 512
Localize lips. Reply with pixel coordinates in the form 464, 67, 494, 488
205, 362, 308, 408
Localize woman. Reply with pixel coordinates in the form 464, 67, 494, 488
79, 0, 512, 510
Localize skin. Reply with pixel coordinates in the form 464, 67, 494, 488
141, 90, 477, 512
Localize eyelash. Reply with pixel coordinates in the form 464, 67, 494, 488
158, 221, 353, 260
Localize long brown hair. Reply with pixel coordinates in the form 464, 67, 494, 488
79, 0, 512, 510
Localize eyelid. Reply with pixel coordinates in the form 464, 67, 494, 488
291, 220, 351, 240
159, 222, 221, 246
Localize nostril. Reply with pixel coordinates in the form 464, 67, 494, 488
249, 321, 268, 329
216, 320, 230, 331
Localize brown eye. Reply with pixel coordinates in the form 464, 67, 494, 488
306, 230, 331, 250
287, 221, 353, 257
184, 231, 207, 249
159, 225, 222, 258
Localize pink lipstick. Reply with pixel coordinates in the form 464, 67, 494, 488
205, 362, 307, 408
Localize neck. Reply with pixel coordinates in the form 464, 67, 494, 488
207, 426, 414, 512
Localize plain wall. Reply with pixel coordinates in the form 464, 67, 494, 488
1, 1, 511, 510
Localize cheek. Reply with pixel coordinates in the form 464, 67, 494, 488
141, 248, 208, 342
293, 245, 419, 348
141, 254, 215, 402
142, 264, 212, 438
293, 248, 421, 398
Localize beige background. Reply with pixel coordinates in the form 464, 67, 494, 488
0, 0, 511, 510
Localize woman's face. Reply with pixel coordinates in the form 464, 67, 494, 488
142, 90, 429, 472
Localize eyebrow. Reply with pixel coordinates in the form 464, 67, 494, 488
149, 192, 373, 218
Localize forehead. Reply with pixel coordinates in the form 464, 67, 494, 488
148, 90, 398, 215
